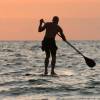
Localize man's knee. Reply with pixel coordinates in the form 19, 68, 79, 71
52, 56, 56, 60
51, 55, 56, 64
46, 54, 50, 59
45, 50, 50, 59
51, 49, 56, 57
45, 55, 50, 65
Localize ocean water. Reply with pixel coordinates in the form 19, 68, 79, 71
0, 40, 100, 100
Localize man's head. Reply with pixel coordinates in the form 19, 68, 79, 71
52, 16, 59, 24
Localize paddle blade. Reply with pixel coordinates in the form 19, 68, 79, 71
84, 56, 96, 68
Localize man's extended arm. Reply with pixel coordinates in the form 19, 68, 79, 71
58, 27, 66, 41
38, 19, 46, 32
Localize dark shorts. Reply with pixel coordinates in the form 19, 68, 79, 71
41, 38, 58, 55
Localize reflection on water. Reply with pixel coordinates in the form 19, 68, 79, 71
0, 41, 100, 100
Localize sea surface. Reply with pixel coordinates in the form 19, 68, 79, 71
0, 40, 100, 100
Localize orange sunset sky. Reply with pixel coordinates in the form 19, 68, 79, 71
0, 0, 100, 40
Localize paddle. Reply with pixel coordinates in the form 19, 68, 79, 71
57, 33, 96, 68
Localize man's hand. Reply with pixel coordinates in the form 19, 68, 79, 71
38, 19, 45, 32
40, 19, 44, 24
62, 38, 66, 42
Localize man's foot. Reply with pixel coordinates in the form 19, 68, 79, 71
51, 72, 57, 76
43, 72, 48, 76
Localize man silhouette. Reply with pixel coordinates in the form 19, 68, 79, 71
38, 16, 66, 75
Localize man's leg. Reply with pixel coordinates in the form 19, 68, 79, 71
44, 50, 50, 75
51, 50, 57, 75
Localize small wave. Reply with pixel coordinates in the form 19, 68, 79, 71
0, 80, 28, 87
88, 80, 100, 86
0, 49, 14, 52
79, 90, 95, 95
0, 86, 60, 96
79, 88, 99, 95
0, 85, 80, 96
28, 79, 52, 85
14, 53, 24, 57
31, 45, 41, 50
0, 68, 32, 76
57, 85, 80, 92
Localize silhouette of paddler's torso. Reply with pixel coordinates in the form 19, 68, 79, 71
43, 22, 62, 40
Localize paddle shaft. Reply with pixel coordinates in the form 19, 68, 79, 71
57, 33, 85, 57
65, 40, 84, 57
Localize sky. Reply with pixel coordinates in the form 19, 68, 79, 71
0, 0, 100, 40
